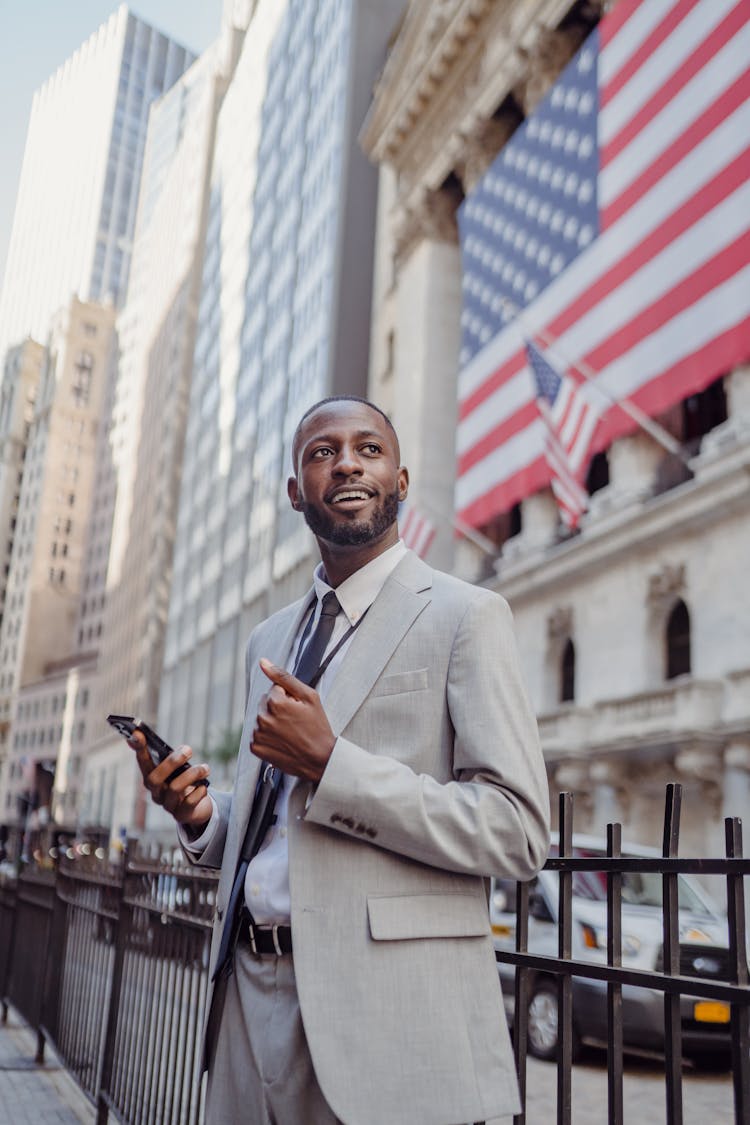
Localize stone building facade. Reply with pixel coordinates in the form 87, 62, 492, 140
0, 297, 115, 826
362, 0, 750, 855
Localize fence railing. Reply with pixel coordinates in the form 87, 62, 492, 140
499, 784, 750, 1125
1, 844, 216, 1125
1, 782, 749, 1124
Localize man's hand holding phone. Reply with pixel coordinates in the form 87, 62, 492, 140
124, 725, 213, 830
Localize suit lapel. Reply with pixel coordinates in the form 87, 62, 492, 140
324, 552, 433, 737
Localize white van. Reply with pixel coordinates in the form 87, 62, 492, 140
491, 834, 732, 1062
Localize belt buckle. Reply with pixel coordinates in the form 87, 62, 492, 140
247, 920, 258, 955
271, 924, 283, 956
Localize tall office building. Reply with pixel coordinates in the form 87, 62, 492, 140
0, 341, 45, 626
74, 42, 232, 834
156, 0, 404, 803
0, 298, 116, 826
0, 5, 196, 361
0, 8, 197, 838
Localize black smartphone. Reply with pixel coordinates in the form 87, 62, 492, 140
107, 714, 209, 787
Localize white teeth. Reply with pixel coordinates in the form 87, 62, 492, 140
332, 490, 370, 503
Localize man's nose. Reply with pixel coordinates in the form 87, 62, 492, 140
333, 445, 362, 474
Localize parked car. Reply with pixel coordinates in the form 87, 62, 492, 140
491, 834, 733, 1063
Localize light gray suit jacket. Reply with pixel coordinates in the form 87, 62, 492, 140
191, 551, 550, 1125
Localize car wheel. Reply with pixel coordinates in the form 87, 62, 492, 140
527, 982, 580, 1062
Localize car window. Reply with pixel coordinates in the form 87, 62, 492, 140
546, 846, 714, 915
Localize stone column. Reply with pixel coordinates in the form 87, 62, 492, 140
502, 489, 559, 561
722, 741, 750, 933
674, 744, 724, 857
391, 189, 463, 573
722, 741, 750, 825
589, 759, 627, 834
608, 432, 663, 506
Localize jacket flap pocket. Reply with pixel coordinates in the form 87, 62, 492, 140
369, 667, 428, 698
368, 893, 490, 941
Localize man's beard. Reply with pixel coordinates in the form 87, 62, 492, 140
300, 487, 400, 546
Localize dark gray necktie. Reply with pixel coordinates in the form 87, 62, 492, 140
293, 590, 341, 685
212, 591, 341, 981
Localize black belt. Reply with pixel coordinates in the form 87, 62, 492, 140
239, 912, 293, 956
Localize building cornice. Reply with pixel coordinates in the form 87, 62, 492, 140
362, 0, 592, 201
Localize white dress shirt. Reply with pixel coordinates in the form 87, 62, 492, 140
182, 539, 407, 925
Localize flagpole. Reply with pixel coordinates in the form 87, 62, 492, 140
419, 500, 499, 557
500, 297, 688, 461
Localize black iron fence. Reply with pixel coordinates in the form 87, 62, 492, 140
1, 844, 215, 1124
1, 782, 748, 1124
501, 784, 750, 1125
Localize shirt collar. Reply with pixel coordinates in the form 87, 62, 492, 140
312, 540, 408, 625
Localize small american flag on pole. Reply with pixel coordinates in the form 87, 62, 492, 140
526, 339, 594, 528
398, 503, 436, 559
456, 0, 750, 529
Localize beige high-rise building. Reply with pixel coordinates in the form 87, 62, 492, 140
0, 298, 115, 827
0, 340, 45, 629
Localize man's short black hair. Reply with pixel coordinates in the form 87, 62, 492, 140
291, 395, 399, 470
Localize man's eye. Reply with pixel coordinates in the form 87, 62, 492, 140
363, 444, 381, 454
312, 447, 333, 458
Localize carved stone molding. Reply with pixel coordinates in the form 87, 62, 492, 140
455, 113, 519, 193
647, 563, 686, 615
362, 0, 596, 207
392, 184, 461, 264
725, 741, 750, 771
511, 22, 588, 116
547, 605, 573, 642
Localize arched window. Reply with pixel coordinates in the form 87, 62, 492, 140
560, 638, 575, 703
666, 599, 691, 679
586, 451, 610, 495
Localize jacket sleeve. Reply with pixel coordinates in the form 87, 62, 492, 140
304, 592, 550, 881
177, 633, 257, 868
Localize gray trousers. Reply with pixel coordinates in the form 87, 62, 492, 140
206, 946, 498, 1124
206, 946, 341, 1124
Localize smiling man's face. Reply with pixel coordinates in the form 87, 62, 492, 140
288, 400, 408, 553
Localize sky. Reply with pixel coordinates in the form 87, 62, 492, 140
0, 1, 223, 286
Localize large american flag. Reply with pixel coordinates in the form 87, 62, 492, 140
456, 0, 750, 529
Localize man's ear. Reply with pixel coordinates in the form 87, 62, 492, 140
287, 476, 302, 511
397, 466, 409, 502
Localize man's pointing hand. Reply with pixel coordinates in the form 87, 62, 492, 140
251, 658, 336, 782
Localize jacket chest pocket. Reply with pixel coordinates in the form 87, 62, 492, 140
368, 667, 428, 698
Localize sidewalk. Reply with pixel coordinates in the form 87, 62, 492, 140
0, 1006, 94, 1124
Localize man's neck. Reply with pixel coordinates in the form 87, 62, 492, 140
317, 529, 400, 587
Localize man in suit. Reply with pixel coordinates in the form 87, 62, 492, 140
130, 396, 550, 1125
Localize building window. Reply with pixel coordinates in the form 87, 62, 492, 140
585, 451, 609, 495
560, 638, 575, 703
72, 352, 94, 407
666, 599, 691, 679
682, 377, 727, 448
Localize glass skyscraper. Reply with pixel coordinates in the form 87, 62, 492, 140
157, 0, 403, 770
0, 5, 195, 361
